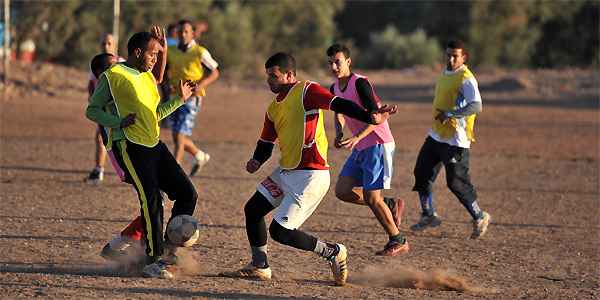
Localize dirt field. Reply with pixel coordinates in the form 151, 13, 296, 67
0, 62, 598, 299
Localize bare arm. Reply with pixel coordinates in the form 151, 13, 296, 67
151, 26, 167, 84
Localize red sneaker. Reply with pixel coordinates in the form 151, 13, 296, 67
375, 240, 409, 257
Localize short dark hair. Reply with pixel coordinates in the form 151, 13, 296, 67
326, 43, 351, 58
90, 53, 115, 78
447, 40, 467, 53
265, 52, 296, 75
167, 23, 178, 34
127, 31, 154, 56
178, 19, 194, 30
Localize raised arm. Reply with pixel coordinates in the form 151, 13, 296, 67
150, 25, 167, 84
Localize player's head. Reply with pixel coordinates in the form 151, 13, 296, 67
100, 33, 116, 55
265, 52, 297, 94
326, 43, 352, 79
445, 39, 468, 71
178, 19, 195, 45
127, 31, 161, 72
90, 53, 117, 78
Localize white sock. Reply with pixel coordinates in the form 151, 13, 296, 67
194, 150, 206, 161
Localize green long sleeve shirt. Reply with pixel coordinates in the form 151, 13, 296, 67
85, 73, 184, 143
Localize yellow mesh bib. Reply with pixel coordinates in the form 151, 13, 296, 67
267, 81, 328, 169
105, 64, 161, 147
432, 66, 477, 141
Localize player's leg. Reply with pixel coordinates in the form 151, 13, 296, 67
184, 96, 210, 177
442, 145, 490, 239
114, 140, 168, 278
268, 170, 348, 286
411, 137, 443, 231
359, 143, 408, 256
155, 141, 198, 269
221, 170, 283, 280
87, 127, 106, 183
335, 149, 365, 204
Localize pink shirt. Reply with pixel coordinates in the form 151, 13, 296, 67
332, 74, 394, 151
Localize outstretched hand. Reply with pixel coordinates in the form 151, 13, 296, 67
371, 104, 398, 125
178, 80, 195, 101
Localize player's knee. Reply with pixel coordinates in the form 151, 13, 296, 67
446, 177, 463, 193
269, 221, 291, 245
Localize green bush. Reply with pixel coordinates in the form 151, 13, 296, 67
363, 26, 441, 69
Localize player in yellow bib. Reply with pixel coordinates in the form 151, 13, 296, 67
86, 29, 198, 279
411, 40, 491, 239
166, 19, 220, 176
221, 53, 398, 286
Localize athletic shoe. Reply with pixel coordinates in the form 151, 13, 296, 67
410, 213, 442, 232
219, 263, 272, 281
375, 239, 409, 257
190, 152, 210, 177
100, 243, 128, 261
85, 168, 104, 184
385, 198, 405, 230
471, 211, 491, 239
142, 260, 174, 279
328, 243, 348, 286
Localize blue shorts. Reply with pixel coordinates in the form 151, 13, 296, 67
339, 142, 395, 191
167, 96, 202, 136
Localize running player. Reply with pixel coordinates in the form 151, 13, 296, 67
166, 19, 220, 176
410, 40, 491, 239
221, 52, 398, 286
327, 44, 408, 256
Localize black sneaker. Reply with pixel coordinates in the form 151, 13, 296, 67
410, 213, 442, 231
85, 168, 104, 184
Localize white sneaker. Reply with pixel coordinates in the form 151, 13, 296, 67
328, 244, 348, 286
219, 263, 272, 281
471, 211, 491, 239
142, 261, 174, 279
190, 152, 210, 177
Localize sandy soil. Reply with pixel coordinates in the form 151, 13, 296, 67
0, 62, 598, 299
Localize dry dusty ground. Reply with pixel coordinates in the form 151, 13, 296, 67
0, 62, 598, 299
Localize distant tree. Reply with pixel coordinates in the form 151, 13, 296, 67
532, 0, 599, 67
202, 1, 255, 78
363, 26, 441, 69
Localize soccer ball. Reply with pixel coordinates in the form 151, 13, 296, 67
166, 214, 200, 247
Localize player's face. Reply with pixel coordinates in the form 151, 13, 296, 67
179, 23, 195, 44
140, 39, 161, 72
266, 66, 292, 94
328, 52, 351, 79
101, 35, 116, 54
446, 48, 466, 71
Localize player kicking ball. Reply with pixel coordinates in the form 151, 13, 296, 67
220, 53, 398, 286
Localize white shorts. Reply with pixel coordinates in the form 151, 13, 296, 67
257, 167, 330, 230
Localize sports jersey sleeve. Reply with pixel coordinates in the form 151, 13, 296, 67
156, 96, 184, 121
200, 49, 219, 71
355, 77, 379, 112
303, 82, 337, 110
86, 74, 122, 129
447, 77, 482, 118
259, 113, 278, 143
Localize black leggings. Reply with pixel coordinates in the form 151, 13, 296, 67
244, 191, 316, 251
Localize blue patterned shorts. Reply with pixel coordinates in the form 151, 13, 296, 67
167, 96, 202, 136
